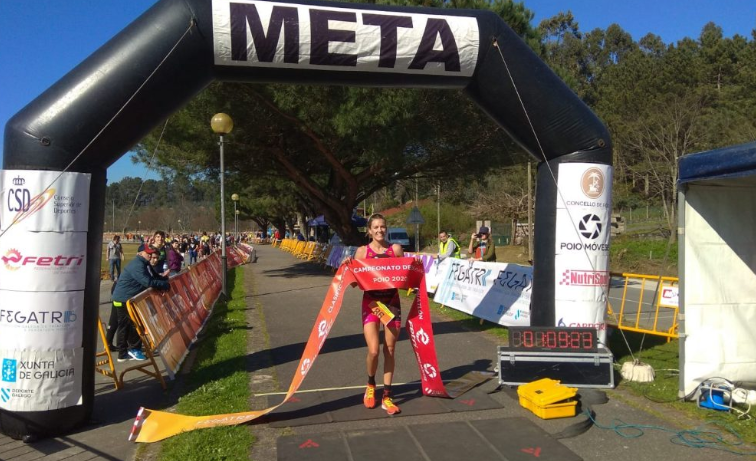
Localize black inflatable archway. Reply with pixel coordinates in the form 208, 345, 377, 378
2, 0, 611, 438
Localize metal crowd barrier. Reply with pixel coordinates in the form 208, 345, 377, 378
606, 272, 679, 340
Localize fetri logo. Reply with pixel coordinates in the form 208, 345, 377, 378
1, 249, 21, 271
2, 249, 84, 271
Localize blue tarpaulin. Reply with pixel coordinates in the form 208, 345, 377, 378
678, 141, 756, 184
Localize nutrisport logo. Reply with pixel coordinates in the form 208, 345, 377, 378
1, 248, 84, 272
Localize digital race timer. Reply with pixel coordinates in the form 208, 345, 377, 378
508, 327, 598, 352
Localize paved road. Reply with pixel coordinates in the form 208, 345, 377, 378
245, 246, 748, 461
1, 249, 746, 461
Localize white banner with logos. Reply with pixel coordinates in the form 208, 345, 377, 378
0, 170, 90, 232
212, 0, 479, 77
405, 253, 451, 294
0, 291, 84, 350
0, 230, 87, 291
554, 163, 613, 341
0, 169, 89, 412
0, 348, 83, 411
433, 258, 532, 326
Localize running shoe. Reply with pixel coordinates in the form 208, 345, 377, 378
381, 395, 401, 415
128, 349, 147, 361
117, 356, 129, 363
363, 384, 376, 409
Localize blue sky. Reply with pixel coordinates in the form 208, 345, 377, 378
1, 0, 754, 183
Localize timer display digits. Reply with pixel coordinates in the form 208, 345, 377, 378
508, 327, 598, 352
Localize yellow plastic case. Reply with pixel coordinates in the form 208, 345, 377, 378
517, 378, 578, 419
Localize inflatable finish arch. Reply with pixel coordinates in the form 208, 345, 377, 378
1, 0, 611, 438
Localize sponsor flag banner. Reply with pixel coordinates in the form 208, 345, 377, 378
0, 170, 90, 232
0, 348, 83, 411
212, 0, 480, 78
0, 230, 87, 291
129, 258, 447, 443
660, 286, 679, 308
554, 163, 613, 340
0, 291, 84, 350
434, 258, 532, 326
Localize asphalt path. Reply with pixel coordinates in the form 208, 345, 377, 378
246, 245, 748, 461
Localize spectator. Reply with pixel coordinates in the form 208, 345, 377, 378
188, 237, 198, 265
437, 231, 460, 262
111, 246, 170, 362
468, 226, 496, 262
167, 239, 184, 276
107, 235, 124, 281
179, 237, 189, 264
296, 230, 306, 241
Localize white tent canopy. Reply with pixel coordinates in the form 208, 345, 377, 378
678, 141, 756, 396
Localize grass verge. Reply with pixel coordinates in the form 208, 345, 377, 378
422, 293, 756, 447
156, 267, 255, 460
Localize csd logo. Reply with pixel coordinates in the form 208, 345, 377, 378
7, 188, 31, 212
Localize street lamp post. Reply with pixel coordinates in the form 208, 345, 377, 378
235, 210, 240, 241
231, 193, 239, 243
211, 113, 233, 297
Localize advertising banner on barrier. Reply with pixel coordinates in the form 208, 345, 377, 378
129, 258, 447, 443
0, 348, 83, 411
129, 256, 220, 377
0, 291, 84, 350
0, 170, 90, 232
554, 163, 612, 340
405, 253, 448, 293
0, 230, 87, 291
433, 258, 532, 326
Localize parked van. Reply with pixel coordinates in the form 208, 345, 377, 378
387, 227, 411, 250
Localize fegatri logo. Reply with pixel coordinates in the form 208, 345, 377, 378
0, 388, 9, 403
1, 249, 84, 271
580, 167, 604, 199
